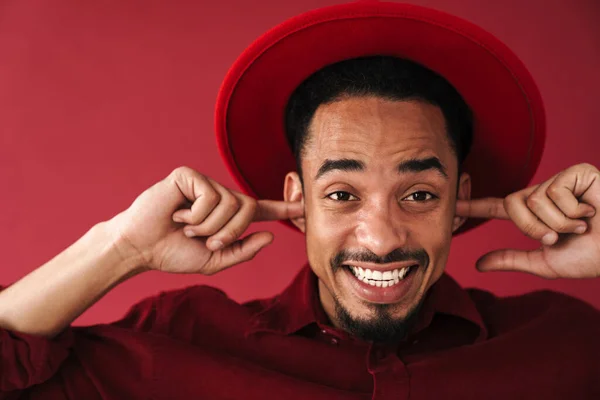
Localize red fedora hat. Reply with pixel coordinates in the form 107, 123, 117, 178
215, 1, 545, 234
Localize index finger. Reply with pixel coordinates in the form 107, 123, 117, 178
254, 200, 304, 221
455, 198, 509, 220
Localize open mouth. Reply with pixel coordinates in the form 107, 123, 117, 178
344, 264, 418, 288
339, 262, 422, 304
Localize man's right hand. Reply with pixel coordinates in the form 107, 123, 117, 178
0, 165, 300, 337
110, 166, 304, 276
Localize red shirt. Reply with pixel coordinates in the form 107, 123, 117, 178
1, 265, 599, 399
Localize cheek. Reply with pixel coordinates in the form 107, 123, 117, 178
306, 197, 354, 236
304, 202, 356, 271
410, 205, 454, 280
428, 238, 452, 286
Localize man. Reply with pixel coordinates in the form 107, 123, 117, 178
0, 2, 598, 399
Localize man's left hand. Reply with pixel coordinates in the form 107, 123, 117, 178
456, 163, 600, 278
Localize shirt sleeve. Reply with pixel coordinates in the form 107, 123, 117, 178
0, 286, 164, 398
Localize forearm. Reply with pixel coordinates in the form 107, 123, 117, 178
0, 218, 146, 338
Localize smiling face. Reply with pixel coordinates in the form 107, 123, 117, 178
284, 95, 471, 341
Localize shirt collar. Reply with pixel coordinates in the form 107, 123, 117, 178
245, 264, 488, 343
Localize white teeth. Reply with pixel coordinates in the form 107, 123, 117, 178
348, 265, 416, 287
399, 267, 408, 279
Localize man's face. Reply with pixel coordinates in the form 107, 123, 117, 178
285, 96, 470, 341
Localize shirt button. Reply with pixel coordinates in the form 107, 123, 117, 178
321, 329, 328, 335
330, 337, 339, 345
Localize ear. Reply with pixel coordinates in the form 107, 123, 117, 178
284, 171, 306, 233
452, 172, 471, 233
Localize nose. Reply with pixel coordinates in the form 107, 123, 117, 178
353, 201, 408, 257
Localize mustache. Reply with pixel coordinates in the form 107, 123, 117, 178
330, 248, 429, 272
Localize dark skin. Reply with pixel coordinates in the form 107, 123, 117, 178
7, 96, 596, 340
120, 96, 598, 335
282, 95, 600, 330
284, 96, 471, 328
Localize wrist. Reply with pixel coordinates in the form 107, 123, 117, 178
98, 215, 150, 277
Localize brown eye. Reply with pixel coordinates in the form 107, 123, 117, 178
404, 191, 435, 202
327, 191, 358, 202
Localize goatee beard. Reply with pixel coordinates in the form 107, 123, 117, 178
334, 297, 423, 342
328, 247, 429, 342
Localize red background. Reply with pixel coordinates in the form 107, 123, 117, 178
0, 0, 598, 326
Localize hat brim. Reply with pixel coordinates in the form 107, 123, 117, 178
215, 1, 545, 234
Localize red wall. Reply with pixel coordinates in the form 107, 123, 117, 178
0, 0, 598, 326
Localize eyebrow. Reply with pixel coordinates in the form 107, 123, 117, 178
315, 158, 364, 180
314, 156, 448, 180
398, 157, 448, 179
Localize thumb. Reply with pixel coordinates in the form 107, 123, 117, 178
476, 248, 550, 277
209, 231, 274, 271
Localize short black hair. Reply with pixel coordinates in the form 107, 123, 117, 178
284, 56, 473, 181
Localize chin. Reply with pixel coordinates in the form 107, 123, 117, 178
333, 294, 424, 342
